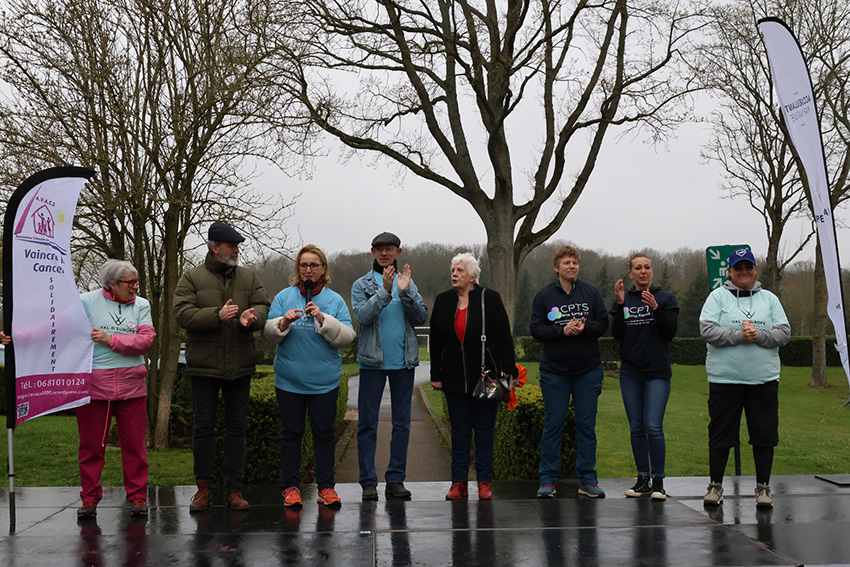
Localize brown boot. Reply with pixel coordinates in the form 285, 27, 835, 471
190, 479, 213, 513
225, 492, 250, 511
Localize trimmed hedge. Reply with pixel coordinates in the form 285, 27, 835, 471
514, 336, 843, 367
171, 369, 349, 485
493, 383, 577, 480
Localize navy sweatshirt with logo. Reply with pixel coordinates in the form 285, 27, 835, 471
530, 279, 608, 377
609, 285, 679, 379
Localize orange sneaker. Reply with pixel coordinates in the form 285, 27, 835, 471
282, 487, 302, 508
317, 488, 342, 508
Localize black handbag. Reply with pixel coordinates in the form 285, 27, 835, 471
471, 289, 512, 403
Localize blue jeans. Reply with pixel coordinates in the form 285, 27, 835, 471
539, 365, 603, 486
445, 393, 499, 482
619, 364, 670, 478
191, 375, 251, 493
357, 368, 415, 485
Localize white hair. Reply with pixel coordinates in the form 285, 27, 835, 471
98, 259, 137, 289
451, 252, 481, 283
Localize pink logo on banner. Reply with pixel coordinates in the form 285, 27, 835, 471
32, 205, 55, 238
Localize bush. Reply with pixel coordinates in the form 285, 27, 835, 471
670, 338, 707, 365
515, 335, 843, 367
780, 336, 842, 366
492, 383, 577, 480
516, 337, 541, 362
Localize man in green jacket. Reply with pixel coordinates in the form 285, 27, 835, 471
174, 222, 270, 512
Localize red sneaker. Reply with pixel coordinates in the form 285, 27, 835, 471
478, 481, 493, 500
77, 501, 97, 519
445, 482, 469, 500
282, 487, 302, 508
129, 497, 148, 517
317, 488, 342, 508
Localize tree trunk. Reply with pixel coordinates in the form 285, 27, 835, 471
811, 241, 828, 388
152, 204, 185, 449
484, 224, 517, 335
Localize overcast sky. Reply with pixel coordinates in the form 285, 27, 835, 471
274, 121, 844, 266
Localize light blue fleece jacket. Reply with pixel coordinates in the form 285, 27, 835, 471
699, 280, 790, 384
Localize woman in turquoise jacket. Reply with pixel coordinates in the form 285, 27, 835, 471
263, 245, 355, 510
699, 248, 790, 509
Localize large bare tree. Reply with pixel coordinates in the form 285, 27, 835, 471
0, 0, 300, 446
699, 1, 812, 292
281, 0, 702, 326
698, 0, 850, 388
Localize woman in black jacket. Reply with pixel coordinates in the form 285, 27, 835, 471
611, 253, 678, 500
430, 253, 517, 500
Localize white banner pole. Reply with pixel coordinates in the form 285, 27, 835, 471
758, 17, 850, 396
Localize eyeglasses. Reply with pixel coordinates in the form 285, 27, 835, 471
119, 279, 139, 287
299, 263, 322, 271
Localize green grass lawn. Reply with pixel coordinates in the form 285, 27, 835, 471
424, 364, 850, 478
3, 365, 849, 486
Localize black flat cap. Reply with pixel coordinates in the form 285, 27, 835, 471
208, 221, 245, 243
371, 231, 401, 247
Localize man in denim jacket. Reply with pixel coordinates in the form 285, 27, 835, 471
351, 232, 428, 501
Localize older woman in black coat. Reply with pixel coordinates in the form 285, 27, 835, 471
430, 253, 517, 500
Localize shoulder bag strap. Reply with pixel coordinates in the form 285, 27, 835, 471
480, 288, 487, 370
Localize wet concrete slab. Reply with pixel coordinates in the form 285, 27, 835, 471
2, 475, 850, 565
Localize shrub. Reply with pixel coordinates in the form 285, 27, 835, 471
516, 337, 541, 362
670, 338, 707, 365
515, 335, 844, 367
493, 383, 577, 480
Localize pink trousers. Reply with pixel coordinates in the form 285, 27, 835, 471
76, 397, 148, 503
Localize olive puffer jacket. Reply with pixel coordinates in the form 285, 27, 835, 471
174, 253, 270, 380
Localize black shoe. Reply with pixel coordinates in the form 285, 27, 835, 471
650, 476, 667, 501
385, 482, 412, 499
362, 485, 378, 502
625, 475, 652, 498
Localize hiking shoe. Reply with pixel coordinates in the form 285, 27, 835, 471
445, 482, 469, 500
77, 501, 97, 519
578, 484, 606, 498
478, 481, 493, 500
282, 487, 302, 509
317, 488, 342, 508
650, 476, 667, 501
225, 492, 250, 511
362, 485, 378, 502
385, 482, 411, 500
755, 483, 773, 508
625, 475, 652, 498
129, 497, 148, 517
537, 483, 557, 498
704, 482, 724, 506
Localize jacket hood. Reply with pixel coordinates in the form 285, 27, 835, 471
723, 278, 762, 296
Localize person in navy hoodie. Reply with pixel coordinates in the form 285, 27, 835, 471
611, 253, 678, 501
263, 245, 356, 510
531, 246, 608, 498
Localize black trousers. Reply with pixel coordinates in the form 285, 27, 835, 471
276, 387, 339, 491
191, 375, 251, 493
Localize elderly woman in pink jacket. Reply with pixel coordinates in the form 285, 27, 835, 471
2, 259, 155, 518
76, 259, 156, 519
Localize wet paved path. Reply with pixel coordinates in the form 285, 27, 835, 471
3, 475, 850, 565
336, 362, 452, 485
